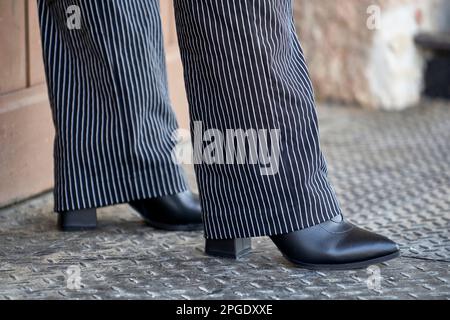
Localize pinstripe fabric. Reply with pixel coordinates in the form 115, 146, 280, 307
38, 0, 342, 240
37, 0, 188, 212
174, 0, 342, 239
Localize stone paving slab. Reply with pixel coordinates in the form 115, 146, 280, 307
0, 101, 449, 300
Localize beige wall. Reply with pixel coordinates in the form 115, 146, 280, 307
294, 0, 449, 110
0, 0, 189, 207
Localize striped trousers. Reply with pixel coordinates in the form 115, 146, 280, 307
38, 0, 342, 239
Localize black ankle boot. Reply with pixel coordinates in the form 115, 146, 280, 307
57, 208, 97, 231
269, 215, 400, 270
205, 215, 400, 270
129, 191, 203, 231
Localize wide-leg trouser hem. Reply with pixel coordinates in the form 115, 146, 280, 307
53, 167, 189, 213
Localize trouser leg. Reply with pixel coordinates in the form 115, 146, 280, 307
174, 0, 342, 239
37, 0, 188, 212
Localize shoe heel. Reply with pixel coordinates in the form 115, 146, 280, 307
205, 238, 252, 259
57, 208, 97, 231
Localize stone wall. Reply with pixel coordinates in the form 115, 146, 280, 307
294, 0, 450, 110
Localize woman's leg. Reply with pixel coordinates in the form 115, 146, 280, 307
174, 0, 341, 239
174, 0, 399, 268
37, 0, 201, 230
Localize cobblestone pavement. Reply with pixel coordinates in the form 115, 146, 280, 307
0, 101, 449, 300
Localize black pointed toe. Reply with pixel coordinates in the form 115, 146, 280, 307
57, 208, 97, 231
129, 190, 203, 231
270, 215, 400, 270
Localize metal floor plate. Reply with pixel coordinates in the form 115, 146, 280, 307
0, 101, 449, 300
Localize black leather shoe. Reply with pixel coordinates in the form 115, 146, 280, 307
58, 208, 97, 231
205, 215, 400, 270
270, 215, 400, 270
129, 191, 203, 231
